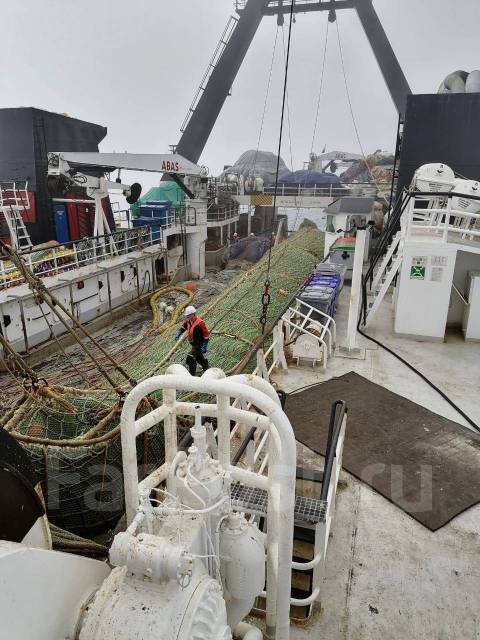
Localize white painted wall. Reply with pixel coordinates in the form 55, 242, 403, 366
447, 250, 480, 326
394, 242, 457, 340
0, 250, 163, 353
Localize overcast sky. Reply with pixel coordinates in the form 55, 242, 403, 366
2, 0, 479, 192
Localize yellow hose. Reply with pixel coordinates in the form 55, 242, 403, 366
148, 285, 194, 335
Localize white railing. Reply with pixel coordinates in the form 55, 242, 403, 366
207, 207, 240, 223
0, 225, 165, 290
282, 298, 336, 370
405, 193, 480, 245
235, 0, 334, 10
230, 300, 336, 474
0, 180, 30, 210
262, 181, 389, 198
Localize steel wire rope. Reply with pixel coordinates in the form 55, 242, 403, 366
292, 18, 330, 233
279, 23, 301, 233
250, 25, 280, 177
280, 25, 295, 176
260, 0, 296, 332
335, 17, 388, 204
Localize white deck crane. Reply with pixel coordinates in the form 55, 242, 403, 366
47, 151, 206, 240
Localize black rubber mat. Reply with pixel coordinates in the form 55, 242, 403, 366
285, 371, 480, 531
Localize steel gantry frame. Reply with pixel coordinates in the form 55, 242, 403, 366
176, 0, 411, 164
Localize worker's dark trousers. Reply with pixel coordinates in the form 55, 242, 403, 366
186, 345, 209, 376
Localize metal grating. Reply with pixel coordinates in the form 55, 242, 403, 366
231, 482, 327, 524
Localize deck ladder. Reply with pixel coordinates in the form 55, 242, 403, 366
364, 230, 402, 326
0, 181, 33, 251
180, 15, 239, 133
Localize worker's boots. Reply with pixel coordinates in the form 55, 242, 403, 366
186, 354, 209, 376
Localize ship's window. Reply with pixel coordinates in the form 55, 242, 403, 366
2, 314, 11, 327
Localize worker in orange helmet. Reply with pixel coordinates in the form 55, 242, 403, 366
175, 305, 210, 376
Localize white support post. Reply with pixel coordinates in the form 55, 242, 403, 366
274, 218, 283, 246
217, 393, 231, 469
163, 387, 178, 494
256, 349, 269, 379
273, 323, 288, 370
283, 308, 291, 344
338, 228, 366, 359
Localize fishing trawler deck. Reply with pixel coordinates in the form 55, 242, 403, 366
271, 285, 480, 639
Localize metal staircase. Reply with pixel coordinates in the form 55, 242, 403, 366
231, 399, 347, 620
179, 15, 239, 133
0, 181, 33, 251
361, 190, 414, 327
365, 232, 403, 326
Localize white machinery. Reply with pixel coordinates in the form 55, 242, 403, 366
47, 151, 206, 241
412, 163, 455, 194
1, 367, 300, 640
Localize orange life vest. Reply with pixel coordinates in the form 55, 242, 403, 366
185, 316, 208, 343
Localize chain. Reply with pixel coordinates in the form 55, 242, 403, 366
257, 0, 295, 333
259, 278, 271, 332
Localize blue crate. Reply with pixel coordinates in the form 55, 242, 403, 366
132, 217, 162, 242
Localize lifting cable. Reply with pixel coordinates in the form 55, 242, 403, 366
280, 25, 295, 178
279, 24, 298, 233
259, 0, 296, 333
335, 17, 388, 204
293, 17, 331, 232
251, 25, 280, 177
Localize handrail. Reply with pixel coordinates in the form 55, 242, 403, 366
360, 189, 412, 324
0, 224, 166, 290
320, 400, 347, 502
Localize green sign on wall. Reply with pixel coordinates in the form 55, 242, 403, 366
410, 265, 426, 280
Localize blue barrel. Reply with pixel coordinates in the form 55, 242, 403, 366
53, 204, 70, 244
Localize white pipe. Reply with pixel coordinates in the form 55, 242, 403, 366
167, 450, 186, 493
290, 587, 321, 607
228, 374, 281, 407
233, 621, 263, 640
135, 405, 170, 436
120, 373, 296, 640
139, 462, 168, 492
291, 553, 322, 571
229, 465, 269, 491
345, 228, 366, 351
173, 402, 271, 430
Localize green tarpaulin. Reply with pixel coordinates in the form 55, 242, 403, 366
131, 182, 185, 218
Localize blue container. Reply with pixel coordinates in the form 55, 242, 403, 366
145, 200, 171, 210
53, 204, 70, 244
132, 217, 162, 242
314, 263, 347, 290
309, 275, 341, 289
139, 205, 169, 225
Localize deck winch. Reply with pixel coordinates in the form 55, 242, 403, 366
77, 366, 295, 640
